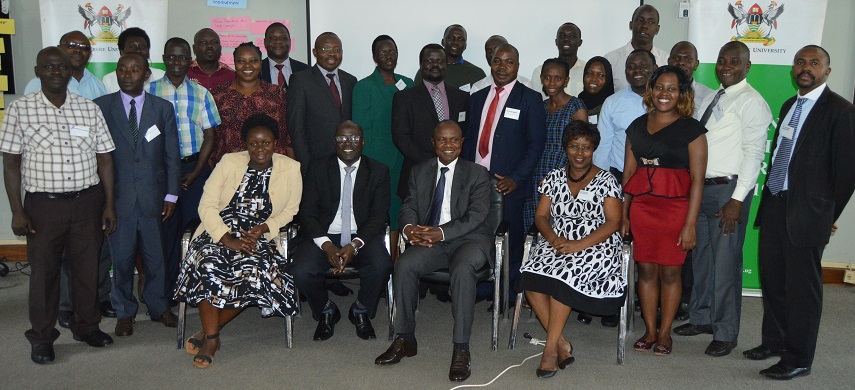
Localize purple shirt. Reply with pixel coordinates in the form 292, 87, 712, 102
423, 80, 451, 120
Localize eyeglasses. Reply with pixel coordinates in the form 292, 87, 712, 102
61, 42, 92, 52
318, 47, 343, 54
335, 135, 362, 143
164, 55, 192, 62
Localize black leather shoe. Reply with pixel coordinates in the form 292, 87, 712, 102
601, 315, 619, 327
435, 290, 452, 303
760, 362, 811, 380
449, 348, 471, 382
327, 280, 354, 297
58, 310, 73, 329
313, 306, 341, 341
675, 303, 690, 321
73, 329, 114, 347
375, 336, 417, 365
705, 340, 737, 357
31, 344, 55, 364
349, 310, 376, 340
577, 312, 592, 325
743, 345, 785, 360
673, 323, 713, 336
99, 300, 117, 318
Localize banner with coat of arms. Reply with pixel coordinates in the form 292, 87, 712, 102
689, 0, 828, 291
38, 0, 168, 77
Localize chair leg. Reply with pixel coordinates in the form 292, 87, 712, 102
386, 276, 395, 341
177, 302, 186, 349
508, 292, 524, 349
284, 315, 294, 349
492, 261, 501, 351
618, 241, 633, 364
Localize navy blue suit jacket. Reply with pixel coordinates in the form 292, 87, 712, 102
462, 81, 546, 199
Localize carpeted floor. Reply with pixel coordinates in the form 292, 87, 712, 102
1, 271, 853, 389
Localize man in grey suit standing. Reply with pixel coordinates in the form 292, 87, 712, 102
287, 32, 357, 168
375, 121, 491, 382
94, 53, 181, 337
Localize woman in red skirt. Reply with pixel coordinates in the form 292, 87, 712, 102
621, 65, 707, 356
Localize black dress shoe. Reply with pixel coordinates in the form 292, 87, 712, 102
601, 315, 619, 327
313, 306, 341, 341
449, 348, 471, 382
705, 340, 737, 357
435, 290, 452, 303
100, 300, 117, 318
348, 310, 376, 340
73, 329, 114, 347
375, 337, 418, 365
576, 312, 592, 325
31, 344, 55, 364
675, 303, 690, 321
327, 280, 354, 297
743, 345, 785, 360
760, 362, 811, 380
58, 310, 73, 329
673, 323, 713, 336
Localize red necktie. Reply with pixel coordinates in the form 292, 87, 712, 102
275, 64, 285, 87
478, 87, 504, 158
327, 73, 342, 109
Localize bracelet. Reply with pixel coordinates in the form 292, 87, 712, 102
347, 241, 360, 255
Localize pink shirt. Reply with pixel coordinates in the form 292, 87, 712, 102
475, 79, 517, 170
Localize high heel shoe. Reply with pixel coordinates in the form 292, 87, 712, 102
536, 368, 557, 378
558, 343, 575, 369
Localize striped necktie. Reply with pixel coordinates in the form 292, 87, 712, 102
766, 98, 807, 195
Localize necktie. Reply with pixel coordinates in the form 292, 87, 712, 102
766, 98, 807, 195
275, 64, 286, 87
478, 87, 504, 158
431, 85, 445, 120
128, 99, 139, 145
327, 73, 342, 109
340, 166, 356, 246
699, 89, 725, 126
427, 167, 449, 227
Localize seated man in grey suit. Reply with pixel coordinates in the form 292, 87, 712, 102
375, 121, 491, 382
94, 53, 181, 336
291, 121, 392, 341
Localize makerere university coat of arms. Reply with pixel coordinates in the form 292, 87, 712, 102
728, 1, 784, 46
78, 3, 132, 41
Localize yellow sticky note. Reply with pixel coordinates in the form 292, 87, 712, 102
0, 37, 5, 53
0, 92, 5, 108
0, 75, 7, 91
0, 19, 14, 35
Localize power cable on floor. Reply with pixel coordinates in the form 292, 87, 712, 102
449, 333, 545, 390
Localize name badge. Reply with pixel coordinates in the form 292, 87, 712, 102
459, 83, 472, 93
713, 105, 724, 121
145, 125, 161, 142
780, 125, 794, 139
504, 107, 521, 120
395, 79, 407, 91
70, 125, 90, 138
588, 115, 598, 125
577, 190, 595, 202
458, 112, 466, 122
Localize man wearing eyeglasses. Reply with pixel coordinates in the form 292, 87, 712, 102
101, 27, 166, 94
287, 32, 357, 169
261, 22, 309, 90
291, 121, 392, 341
24, 30, 107, 100
148, 37, 222, 305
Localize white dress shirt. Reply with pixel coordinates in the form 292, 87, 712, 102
319, 66, 343, 99
770, 83, 827, 191
692, 80, 714, 118
268, 58, 292, 86
693, 78, 772, 200
529, 58, 586, 98
475, 79, 518, 170
314, 158, 363, 249
603, 41, 669, 92
593, 88, 645, 171
403, 157, 457, 242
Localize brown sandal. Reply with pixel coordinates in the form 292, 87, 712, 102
193, 333, 220, 368
185, 330, 204, 355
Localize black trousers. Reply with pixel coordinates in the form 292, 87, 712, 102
289, 234, 392, 320
758, 194, 824, 367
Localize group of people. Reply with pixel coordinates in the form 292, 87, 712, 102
2, 3, 853, 384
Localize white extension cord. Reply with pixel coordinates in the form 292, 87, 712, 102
448, 333, 546, 390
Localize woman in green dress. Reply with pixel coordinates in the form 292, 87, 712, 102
352, 35, 413, 251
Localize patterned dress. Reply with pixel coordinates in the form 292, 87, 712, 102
210, 81, 291, 164
174, 166, 297, 317
523, 97, 586, 229
520, 169, 626, 315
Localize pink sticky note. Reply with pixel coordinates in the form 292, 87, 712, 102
211, 16, 251, 32
251, 20, 290, 35
219, 34, 249, 48
254, 37, 296, 52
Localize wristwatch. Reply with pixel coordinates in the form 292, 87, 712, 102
347, 241, 360, 255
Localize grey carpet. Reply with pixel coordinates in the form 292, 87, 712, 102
1, 271, 853, 389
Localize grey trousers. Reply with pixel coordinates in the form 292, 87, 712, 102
393, 235, 490, 343
689, 181, 752, 342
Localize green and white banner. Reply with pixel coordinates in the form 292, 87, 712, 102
38, 0, 168, 77
689, 0, 828, 290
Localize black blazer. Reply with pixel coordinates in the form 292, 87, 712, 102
287, 65, 357, 168
298, 155, 390, 246
755, 87, 855, 247
260, 57, 310, 89
391, 82, 469, 199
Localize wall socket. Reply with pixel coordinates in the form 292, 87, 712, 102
845, 270, 855, 284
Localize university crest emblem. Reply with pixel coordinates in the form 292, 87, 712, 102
727, 1, 784, 46
78, 3, 132, 42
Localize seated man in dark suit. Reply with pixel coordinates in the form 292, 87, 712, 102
291, 121, 392, 341
261, 22, 309, 90
375, 121, 492, 382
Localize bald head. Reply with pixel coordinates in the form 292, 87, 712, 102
484, 35, 508, 64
